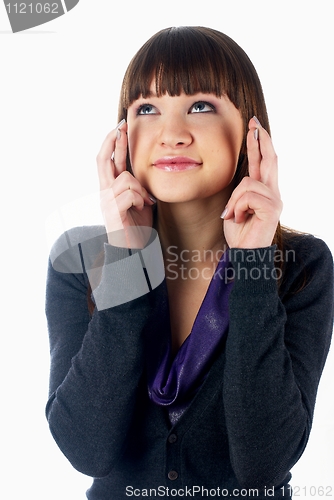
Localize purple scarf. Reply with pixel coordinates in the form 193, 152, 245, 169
147, 252, 233, 424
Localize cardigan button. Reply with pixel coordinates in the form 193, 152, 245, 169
168, 433, 177, 443
168, 470, 178, 481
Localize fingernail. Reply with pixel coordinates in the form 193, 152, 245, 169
254, 128, 259, 141
116, 119, 126, 140
253, 115, 262, 127
116, 118, 126, 129
220, 206, 228, 219
148, 194, 157, 204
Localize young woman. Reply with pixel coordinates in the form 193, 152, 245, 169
45, 27, 333, 499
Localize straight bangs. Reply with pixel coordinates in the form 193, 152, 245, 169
120, 26, 268, 134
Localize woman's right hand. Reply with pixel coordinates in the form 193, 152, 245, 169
96, 120, 156, 248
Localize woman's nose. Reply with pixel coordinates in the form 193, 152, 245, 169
159, 117, 193, 148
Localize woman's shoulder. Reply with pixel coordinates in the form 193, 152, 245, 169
280, 229, 333, 296
49, 225, 107, 274
282, 230, 332, 265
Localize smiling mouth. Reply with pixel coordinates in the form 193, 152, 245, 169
153, 157, 202, 172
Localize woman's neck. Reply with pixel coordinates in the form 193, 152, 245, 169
156, 196, 228, 265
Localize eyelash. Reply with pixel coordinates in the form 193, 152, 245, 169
191, 101, 216, 113
137, 104, 156, 115
136, 100, 216, 115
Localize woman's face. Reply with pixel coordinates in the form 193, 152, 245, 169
126, 84, 244, 205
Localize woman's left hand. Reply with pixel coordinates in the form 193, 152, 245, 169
222, 117, 283, 249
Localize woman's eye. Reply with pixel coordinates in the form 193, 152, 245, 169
190, 101, 215, 113
137, 104, 157, 115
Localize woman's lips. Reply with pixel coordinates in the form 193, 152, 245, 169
153, 156, 202, 171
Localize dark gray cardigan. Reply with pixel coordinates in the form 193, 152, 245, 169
45, 229, 333, 499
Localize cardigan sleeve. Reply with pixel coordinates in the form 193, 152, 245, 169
45, 228, 164, 478
223, 235, 333, 489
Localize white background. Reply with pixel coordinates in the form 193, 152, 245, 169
0, 1, 333, 498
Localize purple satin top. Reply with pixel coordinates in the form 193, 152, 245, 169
147, 252, 233, 424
